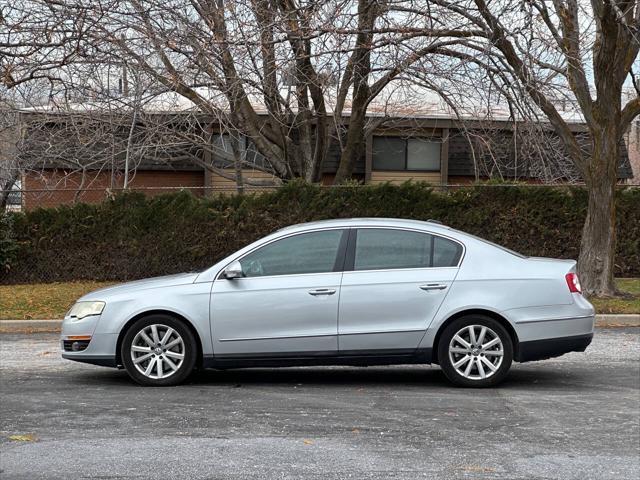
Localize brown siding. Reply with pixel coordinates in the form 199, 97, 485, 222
369, 171, 441, 185
22, 169, 205, 210
209, 169, 279, 193
446, 175, 545, 185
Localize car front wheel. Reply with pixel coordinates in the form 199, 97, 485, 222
438, 315, 513, 387
121, 315, 197, 386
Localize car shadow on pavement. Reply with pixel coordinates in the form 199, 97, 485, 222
65, 363, 597, 390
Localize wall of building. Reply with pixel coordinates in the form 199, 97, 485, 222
207, 169, 280, 193
369, 171, 441, 185
625, 120, 640, 184
22, 169, 205, 210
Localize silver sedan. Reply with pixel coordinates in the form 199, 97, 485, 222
61, 218, 595, 387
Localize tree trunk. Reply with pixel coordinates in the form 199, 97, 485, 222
577, 134, 618, 297
334, 110, 366, 183
231, 136, 245, 195
332, 0, 376, 184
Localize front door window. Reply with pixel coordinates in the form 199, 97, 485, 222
239, 229, 345, 277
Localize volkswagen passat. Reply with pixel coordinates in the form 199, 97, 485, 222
61, 218, 595, 387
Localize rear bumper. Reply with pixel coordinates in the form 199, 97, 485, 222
516, 333, 593, 362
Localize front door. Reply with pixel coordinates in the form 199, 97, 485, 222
338, 228, 463, 353
211, 229, 347, 356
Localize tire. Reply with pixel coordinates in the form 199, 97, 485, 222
121, 314, 198, 386
437, 315, 513, 387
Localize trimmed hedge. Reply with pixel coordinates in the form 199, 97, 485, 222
1, 182, 639, 284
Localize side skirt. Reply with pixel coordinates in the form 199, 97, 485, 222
203, 348, 433, 369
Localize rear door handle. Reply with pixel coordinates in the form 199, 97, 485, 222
308, 288, 337, 296
419, 284, 447, 291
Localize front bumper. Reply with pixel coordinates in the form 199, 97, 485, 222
60, 314, 118, 368
61, 353, 118, 367
516, 333, 593, 362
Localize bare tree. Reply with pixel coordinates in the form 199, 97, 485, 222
0, 104, 22, 208
424, 0, 639, 296
1, 1, 90, 89
4, 1, 477, 183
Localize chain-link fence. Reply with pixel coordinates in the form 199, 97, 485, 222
3, 183, 640, 212
2, 185, 284, 212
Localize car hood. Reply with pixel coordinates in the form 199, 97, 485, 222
79, 272, 200, 301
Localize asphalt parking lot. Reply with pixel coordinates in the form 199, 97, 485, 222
0, 329, 638, 480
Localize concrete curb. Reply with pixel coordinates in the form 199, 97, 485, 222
595, 314, 640, 327
0, 319, 63, 333
1, 314, 638, 334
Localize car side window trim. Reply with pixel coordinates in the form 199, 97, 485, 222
429, 234, 435, 267
216, 228, 349, 280
332, 229, 350, 273
343, 226, 465, 273
343, 229, 357, 272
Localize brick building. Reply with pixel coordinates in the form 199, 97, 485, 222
13, 91, 636, 209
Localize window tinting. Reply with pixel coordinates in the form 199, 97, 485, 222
354, 229, 432, 270
372, 137, 405, 170
354, 229, 463, 270
433, 236, 463, 267
372, 136, 441, 171
240, 230, 344, 277
407, 139, 441, 171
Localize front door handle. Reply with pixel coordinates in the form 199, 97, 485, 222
419, 284, 447, 291
308, 288, 337, 296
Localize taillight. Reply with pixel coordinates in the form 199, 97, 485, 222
565, 273, 582, 294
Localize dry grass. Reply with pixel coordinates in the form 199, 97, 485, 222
0, 281, 116, 320
589, 278, 640, 315
0, 278, 637, 320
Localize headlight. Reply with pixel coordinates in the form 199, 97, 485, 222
67, 301, 105, 320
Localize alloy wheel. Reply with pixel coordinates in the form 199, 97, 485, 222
130, 324, 185, 379
448, 324, 504, 380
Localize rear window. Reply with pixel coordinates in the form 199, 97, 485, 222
454, 230, 528, 259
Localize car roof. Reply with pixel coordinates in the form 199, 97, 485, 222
278, 217, 452, 234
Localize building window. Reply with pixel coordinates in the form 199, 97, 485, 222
372, 136, 441, 171
211, 134, 269, 169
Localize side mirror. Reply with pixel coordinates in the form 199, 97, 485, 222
223, 260, 243, 279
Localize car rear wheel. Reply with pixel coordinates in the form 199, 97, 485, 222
121, 315, 197, 386
438, 315, 513, 387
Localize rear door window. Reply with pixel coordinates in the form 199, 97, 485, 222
354, 228, 462, 271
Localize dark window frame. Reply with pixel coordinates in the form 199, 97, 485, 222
372, 136, 442, 172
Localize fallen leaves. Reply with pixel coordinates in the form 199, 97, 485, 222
8, 434, 38, 442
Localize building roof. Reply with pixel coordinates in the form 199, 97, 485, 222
20, 84, 589, 124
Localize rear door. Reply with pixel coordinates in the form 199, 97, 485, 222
338, 228, 463, 353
